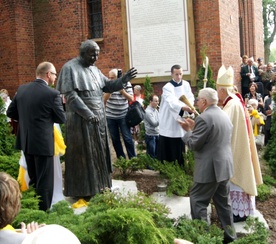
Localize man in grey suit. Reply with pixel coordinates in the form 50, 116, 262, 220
178, 88, 236, 243
7, 62, 66, 211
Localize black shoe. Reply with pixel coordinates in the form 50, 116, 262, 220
233, 214, 247, 223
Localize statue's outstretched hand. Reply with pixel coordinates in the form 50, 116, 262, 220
122, 67, 137, 84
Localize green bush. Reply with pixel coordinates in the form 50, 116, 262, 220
263, 93, 276, 175
20, 186, 41, 210
82, 208, 175, 244
0, 99, 16, 156
150, 160, 193, 196
183, 150, 195, 176
196, 48, 216, 94
12, 180, 269, 243
257, 184, 271, 202
136, 122, 146, 152
113, 156, 146, 178
174, 216, 224, 243
233, 217, 269, 244
85, 190, 171, 218
0, 152, 21, 178
113, 153, 193, 197
262, 174, 276, 186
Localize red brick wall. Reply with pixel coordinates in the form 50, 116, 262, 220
219, 0, 241, 88
193, 0, 242, 87
193, 0, 263, 93
32, 1, 84, 74
193, 0, 221, 78
0, 0, 35, 97
32, 0, 126, 79
253, 0, 265, 60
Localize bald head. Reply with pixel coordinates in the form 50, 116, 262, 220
36, 62, 55, 77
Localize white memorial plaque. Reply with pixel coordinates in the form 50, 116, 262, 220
126, 0, 190, 78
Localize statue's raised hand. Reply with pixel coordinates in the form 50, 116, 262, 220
122, 67, 137, 84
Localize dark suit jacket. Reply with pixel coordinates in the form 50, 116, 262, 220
264, 97, 272, 130
7, 79, 66, 156
183, 105, 233, 183
240, 65, 259, 88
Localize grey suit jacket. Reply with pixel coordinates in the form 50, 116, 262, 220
183, 105, 233, 183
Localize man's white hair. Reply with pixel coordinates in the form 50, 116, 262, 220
198, 88, 218, 105
109, 69, 118, 78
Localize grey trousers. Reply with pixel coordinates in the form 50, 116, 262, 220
190, 180, 237, 242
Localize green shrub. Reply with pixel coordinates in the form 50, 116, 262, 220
85, 190, 171, 218
151, 160, 193, 196
12, 183, 270, 243
0, 152, 21, 178
257, 184, 271, 202
13, 209, 48, 228
20, 186, 41, 210
183, 150, 195, 176
174, 216, 224, 243
195, 48, 216, 94
136, 122, 146, 152
263, 93, 276, 175
233, 217, 269, 244
0, 98, 16, 156
262, 174, 276, 186
113, 153, 193, 197
81, 208, 175, 244
113, 156, 146, 178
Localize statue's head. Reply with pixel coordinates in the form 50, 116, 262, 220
79, 40, 100, 67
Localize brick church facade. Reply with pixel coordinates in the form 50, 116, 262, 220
0, 0, 264, 97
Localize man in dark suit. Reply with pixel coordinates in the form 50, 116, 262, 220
178, 88, 236, 243
240, 58, 259, 98
7, 62, 66, 211
264, 85, 275, 145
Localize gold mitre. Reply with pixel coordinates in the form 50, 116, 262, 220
216, 65, 234, 87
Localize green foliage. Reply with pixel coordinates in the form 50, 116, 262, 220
81, 189, 174, 244
174, 216, 224, 243
13, 209, 48, 228
256, 174, 276, 202
264, 93, 276, 175
183, 150, 195, 176
0, 98, 16, 156
20, 186, 40, 210
0, 152, 21, 178
86, 189, 171, 218
233, 217, 269, 243
136, 122, 146, 153
263, 174, 276, 186
257, 184, 271, 202
135, 75, 155, 152
196, 64, 216, 91
263, 0, 276, 62
114, 152, 194, 196
196, 49, 216, 95
143, 75, 154, 108
164, 168, 192, 197
113, 156, 146, 178
149, 159, 193, 197
82, 208, 175, 244
269, 46, 276, 62
11, 176, 270, 243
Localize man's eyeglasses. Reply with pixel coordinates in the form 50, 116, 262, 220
47, 71, 57, 76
